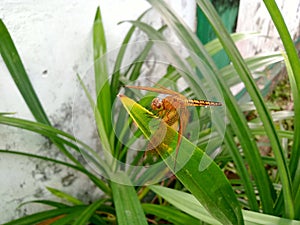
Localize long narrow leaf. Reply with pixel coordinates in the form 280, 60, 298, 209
150, 185, 300, 225
221, 53, 283, 87
0, 149, 110, 195
73, 199, 106, 225
93, 7, 112, 141
263, 1, 300, 183
142, 203, 200, 224
119, 94, 244, 225
111, 8, 151, 97
0, 115, 111, 192
282, 52, 300, 218
76, 74, 112, 162
195, 0, 293, 217
2, 206, 86, 225
205, 32, 260, 56
0, 20, 49, 124
110, 178, 148, 225
46, 187, 83, 205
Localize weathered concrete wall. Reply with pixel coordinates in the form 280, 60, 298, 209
0, 0, 196, 223
236, 0, 300, 57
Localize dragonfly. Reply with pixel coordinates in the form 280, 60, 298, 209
126, 84, 222, 168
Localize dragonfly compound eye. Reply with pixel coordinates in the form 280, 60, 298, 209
151, 98, 163, 110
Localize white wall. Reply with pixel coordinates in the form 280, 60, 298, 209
236, 0, 300, 57
0, 0, 196, 223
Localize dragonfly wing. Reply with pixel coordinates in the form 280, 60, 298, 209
126, 85, 185, 98
147, 121, 167, 151
174, 107, 190, 168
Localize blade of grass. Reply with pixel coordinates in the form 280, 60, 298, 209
93, 7, 112, 142
0, 115, 85, 152
262, 1, 300, 182
77, 74, 112, 160
294, 166, 300, 220
0, 149, 110, 195
21, 200, 69, 208
221, 53, 283, 87
0, 115, 111, 187
77, 73, 118, 175
142, 203, 200, 224
150, 185, 300, 225
205, 32, 260, 56
282, 52, 300, 218
110, 178, 148, 225
222, 125, 258, 211
119, 94, 244, 225
50, 212, 81, 225
20, 200, 109, 224
46, 187, 83, 205
125, 37, 162, 81
73, 199, 106, 225
2, 206, 86, 225
196, 0, 293, 217
111, 8, 151, 97
0, 19, 49, 124
149, 185, 222, 225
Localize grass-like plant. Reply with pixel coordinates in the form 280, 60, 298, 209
0, 0, 299, 224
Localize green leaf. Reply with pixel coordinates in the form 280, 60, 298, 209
0, 19, 49, 124
93, 7, 113, 140
150, 185, 300, 225
142, 203, 200, 224
110, 177, 148, 225
20, 200, 69, 209
262, 1, 300, 189
150, 185, 222, 225
77, 74, 112, 162
221, 52, 283, 87
119, 94, 244, 225
111, 8, 151, 97
25, 200, 110, 225
205, 32, 260, 56
0, 116, 111, 195
73, 199, 106, 225
282, 52, 300, 218
2, 206, 85, 225
46, 187, 83, 205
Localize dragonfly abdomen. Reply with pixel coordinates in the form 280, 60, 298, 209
185, 99, 222, 106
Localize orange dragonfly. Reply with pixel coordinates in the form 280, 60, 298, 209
126, 85, 222, 168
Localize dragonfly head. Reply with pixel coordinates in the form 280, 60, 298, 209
151, 97, 164, 111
